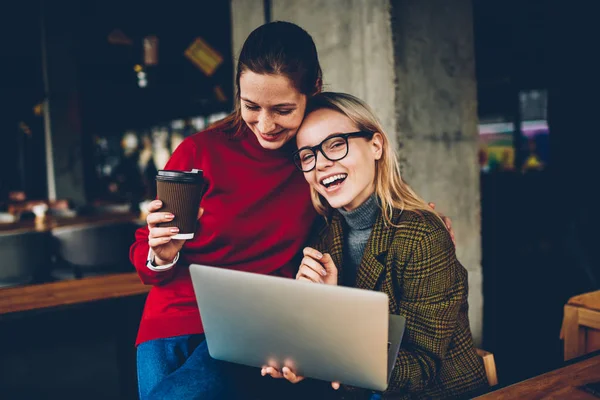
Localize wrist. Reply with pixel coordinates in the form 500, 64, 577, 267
146, 249, 179, 272
154, 254, 176, 266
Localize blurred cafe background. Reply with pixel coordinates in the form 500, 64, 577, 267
1, 0, 598, 399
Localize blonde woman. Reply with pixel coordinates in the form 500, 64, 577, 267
263, 92, 487, 399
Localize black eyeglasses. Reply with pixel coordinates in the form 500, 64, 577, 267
293, 131, 374, 172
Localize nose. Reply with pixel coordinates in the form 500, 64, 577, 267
257, 112, 276, 134
315, 149, 334, 170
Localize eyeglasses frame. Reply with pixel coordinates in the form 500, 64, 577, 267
292, 130, 375, 172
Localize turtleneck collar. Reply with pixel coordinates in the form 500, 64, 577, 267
337, 193, 379, 230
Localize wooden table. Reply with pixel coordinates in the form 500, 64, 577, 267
562, 290, 600, 361
476, 352, 600, 399
0, 272, 150, 317
0, 272, 149, 398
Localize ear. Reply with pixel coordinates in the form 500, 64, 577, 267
313, 78, 323, 94
371, 132, 383, 160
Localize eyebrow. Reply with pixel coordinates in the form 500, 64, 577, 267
240, 97, 297, 107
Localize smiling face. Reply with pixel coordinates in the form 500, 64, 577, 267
239, 71, 307, 150
296, 108, 383, 211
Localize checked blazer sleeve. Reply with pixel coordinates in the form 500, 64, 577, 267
385, 223, 468, 394
305, 210, 486, 399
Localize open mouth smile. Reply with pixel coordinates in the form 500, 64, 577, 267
320, 174, 348, 190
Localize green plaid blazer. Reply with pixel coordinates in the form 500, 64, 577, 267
310, 208, 488, 399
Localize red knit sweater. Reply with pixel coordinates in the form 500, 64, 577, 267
130, 126, 317, 345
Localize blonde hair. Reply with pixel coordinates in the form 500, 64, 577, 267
305, 92, 442, 226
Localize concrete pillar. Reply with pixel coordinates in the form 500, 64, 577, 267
389, 0, 482, 343
230, 1, 266, 63
271, 0, 397, 149
230, 0, 482, 343
41, 0, 86, 205
231, 0, 396, 141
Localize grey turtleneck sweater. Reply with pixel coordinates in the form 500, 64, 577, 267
337, 193, 379, 286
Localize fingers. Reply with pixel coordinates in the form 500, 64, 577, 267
282, 367, 304, 384
441, 215, 456, 246
148, 226, 179, 248
296, 264, 324, 283
299, 255, 326, 277
442, 215, 452, 231
149, 227, 179, 239
148, 235, 174, 248
303, 247, 324, 260
302, 247, 337, 275
261, 366, 283, 379
148, 204, 203, 226
301, 248, 338, 285
319, 253, 337, 274
427, 203, 457, 246
260, 366, 304, 384
147, 200, 163, 213
298, 248, 327, 283
147, 211, 174, 228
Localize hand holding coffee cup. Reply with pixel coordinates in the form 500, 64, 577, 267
146, 201, 200, 265
147, 170, 205, 266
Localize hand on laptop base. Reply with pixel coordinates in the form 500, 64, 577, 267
261, 366, 340, 389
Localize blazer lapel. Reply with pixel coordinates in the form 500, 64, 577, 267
355, 208, 401, 291
325, 214, 345, 283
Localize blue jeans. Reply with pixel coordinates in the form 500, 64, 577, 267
137, 334, 206, 400
139, 334, 339, 400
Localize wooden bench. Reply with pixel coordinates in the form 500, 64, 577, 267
0, 272, 150, 317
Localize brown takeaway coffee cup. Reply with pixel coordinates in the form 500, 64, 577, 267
156, 169, 205, 240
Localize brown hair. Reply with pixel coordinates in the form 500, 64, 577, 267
212, 21, 323, 135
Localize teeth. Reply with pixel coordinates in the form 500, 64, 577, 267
321, 174, 347, 185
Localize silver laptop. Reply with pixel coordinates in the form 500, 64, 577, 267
190, 264, 405, 391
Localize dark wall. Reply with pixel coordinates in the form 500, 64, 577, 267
76, 0, 234, 136
0, 0, 233, 204
475, 0, 600, 385
0, 0, 47, 200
